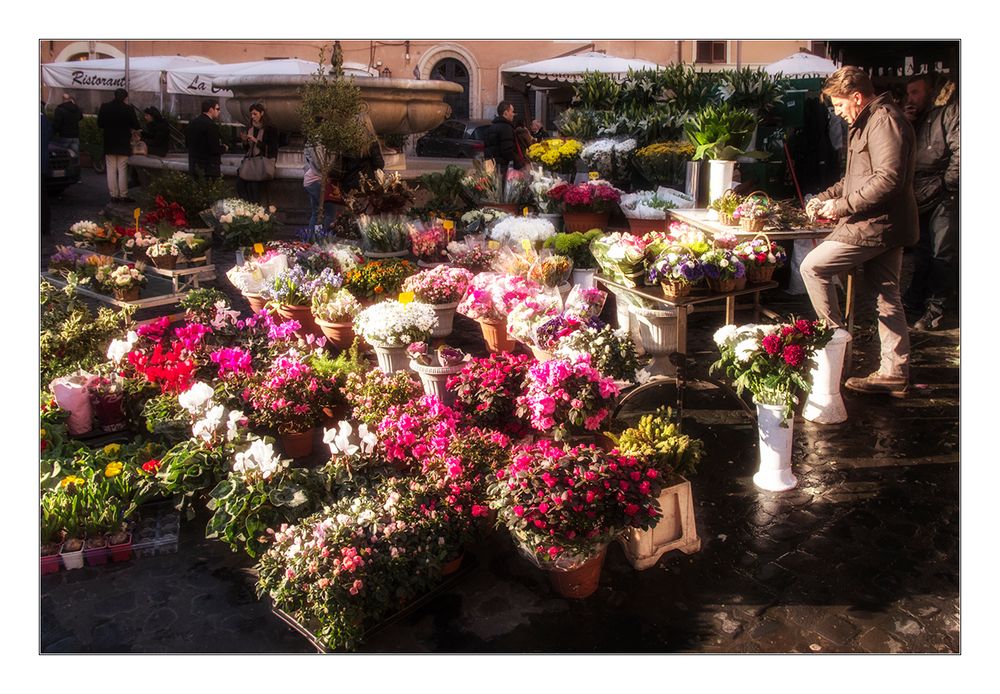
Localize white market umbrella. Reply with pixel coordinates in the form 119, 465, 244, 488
41, 56, 215, 93
502, 51, 661, 86
166, 58, 377, 97
765, 51, 838, 78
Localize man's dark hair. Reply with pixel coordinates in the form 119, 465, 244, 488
907, 72, 937, 89
201, 98, 220, 114
496, 101, 513, 117
114, 88, 128, 101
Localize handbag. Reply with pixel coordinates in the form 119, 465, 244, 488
237, 125, 276, 181
131, 131, 148, 156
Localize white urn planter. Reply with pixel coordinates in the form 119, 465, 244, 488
369, 341, 411, 374
429, 302, 459, 338
571, 268, 596, 289
628, 304, 691, 377
753, 402, 797, 492
409, 360, 464, 406
707, 159, 737, 208
802, 328, 852, 424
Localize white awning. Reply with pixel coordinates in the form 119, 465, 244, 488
502, 51, 661, 86
165, 59, 378, 98
765, 51, 838, 78
41, 56, 215, 93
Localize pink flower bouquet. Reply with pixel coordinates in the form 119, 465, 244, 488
456, 272, 540, 324
401, 265, 474, 306
547, 180, 622, 214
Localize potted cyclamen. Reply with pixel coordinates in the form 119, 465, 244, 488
488, 440, 662, 598
547, 179, 622, 233
457, 272, 539, 353
698, 248, 746, 294
354, 300, 438, 373
406, 342, 470, 405
401, 265, 474, 338
146, 239, 182, 270
311, 286, 362, 350
101, 264, 147, 302
711, 319, 833, 491
733, 235, 787, 284
244, 353, 336, 458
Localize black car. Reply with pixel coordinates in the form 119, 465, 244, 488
415, 119, 491, 158
45, 142, 81, 193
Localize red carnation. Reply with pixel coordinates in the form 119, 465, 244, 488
780, 326, 795, 337
782, 344, 805, 366
762, 334, 782, 355
795, 319, 813, 335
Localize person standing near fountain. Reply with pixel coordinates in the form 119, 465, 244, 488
338, 113, 383, 199
236, 102, 279, 203
186, 99, 227, 179
97, 88, 141, 203
484, 101, 524, 175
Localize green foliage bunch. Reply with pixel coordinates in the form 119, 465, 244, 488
543, 229, 604, 270
605, 407, 704, 478
145, 170, 233, 219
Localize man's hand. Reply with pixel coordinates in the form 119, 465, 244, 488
903, 104, 919, 122
818, 199, 840, 220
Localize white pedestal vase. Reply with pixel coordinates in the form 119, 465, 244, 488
753, 402, 797, 492
429, 302, 459, 338
409, 360, 464, 406
369, 341, 411, 374
802, 328, 852, 424
571, 268, 596, 289
707, 159, 737, 207
628, 304, 687, 378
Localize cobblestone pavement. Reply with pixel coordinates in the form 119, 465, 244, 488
40, 169, 960, 654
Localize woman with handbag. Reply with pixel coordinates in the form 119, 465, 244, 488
236, 102, 279, 203
140, 107, 171, 158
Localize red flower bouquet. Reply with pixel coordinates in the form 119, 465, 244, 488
547, 180, 622, 214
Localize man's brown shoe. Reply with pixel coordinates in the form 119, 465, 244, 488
844, 372, 908, 397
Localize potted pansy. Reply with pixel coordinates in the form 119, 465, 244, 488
311, 285, 362, 350
547, 179, 622, 233
456, 272, 540, 353
406, 342, 470, 405
401, 265, 473, 338
146, 239, 182, 270
733, 236, 788, 284
648, 248, 704, 297
698, 248, 745, 293
100, 264, 147, 301
488, 440, 662, 598
354, 300, 437, 374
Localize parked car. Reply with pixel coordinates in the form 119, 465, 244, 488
45, 142, 81, 193
415, 119, 490, 158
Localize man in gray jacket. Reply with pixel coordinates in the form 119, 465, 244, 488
801, 66, 918, 396
901, 74, 960, 331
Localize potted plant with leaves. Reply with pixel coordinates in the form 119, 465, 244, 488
201, 198, 277, 250
356, 214, 410, 258
698, 248, 746, 293
544, 230, 604, 289
40, 494, 67, 575
526, 137, 583, 176
311, 285, 363, 350
708, 189, 742, 226
401, 265, 473, 338
733, 234, 787, 284
55, 476, 86, 570
711, 319, 833, 491
488, 440, 662, 598
88, 373, 127, 432
456, 272, 539, 353
634, 141, 697, 189
647, 247, 705, 298
683, 103, 760, 205
261, 266, 342, 339
99, 264, 147, 302
354, 299, 437, 374
405, 342, 470, 405
546, 179, 622, 233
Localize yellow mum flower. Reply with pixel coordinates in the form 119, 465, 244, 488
104, 462, 124, 478
60, 475, 86, 488
103, 443, 122, 457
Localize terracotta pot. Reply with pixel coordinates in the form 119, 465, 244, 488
114, 286, 141, 302
562, 210, 609, 233
94, 393, 127, 433
545, 545, 608, 599
479, 319, 517, 353
314, 317, 356, 350
626, 217, 668, 236
441, 554, 464, 576
152, 254, 178, 270
277, 303, 322, 338
280, 428, 316, 459
244, 293, 267, 314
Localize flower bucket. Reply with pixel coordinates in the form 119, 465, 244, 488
479, 320, 517, 354
707, 160, 736, 208
94, 393, 127, 433
60, 540, 85, 571
152, 254, 178, 270
754, 402, 797, 492
430, 302, 459, 338
244, 293, 267, 314
626, 216, 667, 236
562, 210, 609, 233
114, 287, 141, 302
706, 277, 737, 294
277, 303, 321, 338
280, 428, 316, 459
410, 360, 464, 405
314, 318, 355, 351
370, 341, 411, 373
629, 304, 682, 377
544, 545, 608, 599
109, 533, 133, 563
571, 268, 596, 289
802, 328, 852, 425
363, 249, 409, 260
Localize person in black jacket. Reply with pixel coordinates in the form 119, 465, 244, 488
52, 93, 83, 156
236, 102, 280, 203
97, 88, 140, 203
339, 113, 384, 201
141, 106, 171, 158
186, 98, 228, 179
484, 101, 525, 174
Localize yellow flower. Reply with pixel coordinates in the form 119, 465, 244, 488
103, 443, 122, 457
104, 462, 124, 478
60, 475, 85, 488
40, 428, 47, 439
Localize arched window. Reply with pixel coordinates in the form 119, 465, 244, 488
430, 58, 470, 120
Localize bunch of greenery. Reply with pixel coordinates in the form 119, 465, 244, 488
684, 103, 760, 161
144, 170, 233, 220
604, 407, 704, 478
719, 67, 790, 117
40, 280, 135, 387
411, 165, 471, 219
543, 229, 604, 270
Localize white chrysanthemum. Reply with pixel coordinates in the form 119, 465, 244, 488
178, 382, 215, 414
713, 324, 738, 346
734, 337, 759, 363
489, 216, 556, 244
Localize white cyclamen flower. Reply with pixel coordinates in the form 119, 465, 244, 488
232, 438, 281, 480
178, 381, 215, 414
324, 421, 358, 457
192, 404, 225, 442
226, 410, 245, 441
106, 330, 139, 363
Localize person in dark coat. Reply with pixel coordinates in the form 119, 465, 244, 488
339, 114, 384, 200
52, 93, 83, 155
236, 102, 280, 203
141, 106, 171, 158
901, 74, 960, 331
484, 101, 525, 174
513, 119, 534, 171
186, 98, 227, 179
800, 66, 918, 397
97, 88, 140, 202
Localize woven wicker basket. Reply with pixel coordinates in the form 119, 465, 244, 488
745, 232, 778, 283
738, 191, 771, 233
